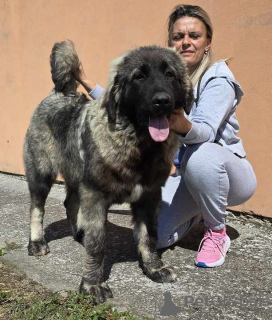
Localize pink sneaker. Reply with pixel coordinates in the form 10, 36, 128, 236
195, 229, 230, 268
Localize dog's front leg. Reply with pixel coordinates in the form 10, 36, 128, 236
78, 185, 113, 304
131, 190, 177, 283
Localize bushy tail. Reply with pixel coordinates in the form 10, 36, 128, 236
50, 40, 80, 93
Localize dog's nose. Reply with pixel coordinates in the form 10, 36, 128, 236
152, 92, 171, 107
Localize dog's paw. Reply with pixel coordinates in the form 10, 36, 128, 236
28, 239, 50, 256
79, 279, 113, 304
144, 265, 177, 283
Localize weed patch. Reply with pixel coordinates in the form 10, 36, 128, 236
5, 292, 143, 320
0, 263, 152, 320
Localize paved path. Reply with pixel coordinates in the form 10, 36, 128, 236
0, 173, 271, 319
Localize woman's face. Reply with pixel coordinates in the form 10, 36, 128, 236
170, 16, 211, 74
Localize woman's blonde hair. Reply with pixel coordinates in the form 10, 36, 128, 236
167, 4, 213, 87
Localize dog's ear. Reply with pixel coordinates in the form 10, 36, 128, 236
102, 75, 120, 123
183, 77, 194, 115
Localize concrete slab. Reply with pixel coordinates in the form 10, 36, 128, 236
0, 172, 271, 319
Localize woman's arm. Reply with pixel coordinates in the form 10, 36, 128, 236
74, 62, 104, 99
169, 109, 192, 136
74, 62, 95, 92
170, 77, 236, 144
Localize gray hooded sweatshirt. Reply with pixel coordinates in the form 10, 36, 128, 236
178, 61, 246, 161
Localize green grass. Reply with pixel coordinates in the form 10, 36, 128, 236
1, 291, 152, 320
0, 248, 6, 256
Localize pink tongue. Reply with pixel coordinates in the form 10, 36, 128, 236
148, 115, 169, 142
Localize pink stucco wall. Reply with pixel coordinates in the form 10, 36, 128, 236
1, 0, 272, 217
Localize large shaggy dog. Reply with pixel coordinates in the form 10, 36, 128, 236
24, 41, 193, 303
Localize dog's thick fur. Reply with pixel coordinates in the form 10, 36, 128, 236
24, 40, 193, 303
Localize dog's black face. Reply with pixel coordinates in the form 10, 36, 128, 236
103, 46, 194, 141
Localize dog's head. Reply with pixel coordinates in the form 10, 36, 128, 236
102, 46, 194, 142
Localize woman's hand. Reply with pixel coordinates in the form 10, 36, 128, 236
74, 62, 96, 93
74, 62, 87, 84
169, 108, 192, 136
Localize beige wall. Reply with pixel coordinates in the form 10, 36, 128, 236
1, 0, 271, 217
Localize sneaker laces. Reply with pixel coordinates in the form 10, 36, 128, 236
198, 229, 225, 255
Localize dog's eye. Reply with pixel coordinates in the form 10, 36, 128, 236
134, 73, 145, 81
165, 71, 175, 78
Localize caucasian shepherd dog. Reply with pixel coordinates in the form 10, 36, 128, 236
24, 40, 193, 303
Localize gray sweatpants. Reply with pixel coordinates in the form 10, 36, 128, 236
157, 142, 257, 249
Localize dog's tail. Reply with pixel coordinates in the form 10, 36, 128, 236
50, 40, 80, 93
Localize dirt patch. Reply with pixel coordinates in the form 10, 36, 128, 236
0, 261, 53, 319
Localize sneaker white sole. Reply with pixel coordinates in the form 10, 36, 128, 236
195, 235, 231, 268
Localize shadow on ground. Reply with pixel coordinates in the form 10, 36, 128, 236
44, 217, 138, 281
43, 212, 240, 283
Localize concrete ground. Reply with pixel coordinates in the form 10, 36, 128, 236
0, 172, 271, 319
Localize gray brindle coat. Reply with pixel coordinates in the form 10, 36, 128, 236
24, 41, 193, 303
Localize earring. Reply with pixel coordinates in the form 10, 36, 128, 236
204, 49, 210, 54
